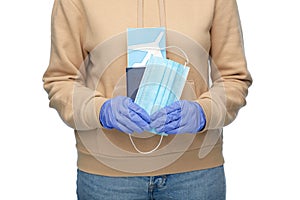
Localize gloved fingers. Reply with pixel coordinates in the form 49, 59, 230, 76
105, 109, 134, 133
165, 127, 183, 134
110, 96, 133, 113
129, 110, 151, 131
150, 101, 182, 121
155, 118, 182, 133
150, 109, 181, 129
165, 121, 194, 134
128, 102, 151, 123
164, 118, 199, 134
110, 97, 149, 133
114, 122, 134, 134
166, 101, 183, 112
116, 113, 145, 133
109, 96, 133, 120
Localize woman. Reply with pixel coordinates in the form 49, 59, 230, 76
43, 0, 252, 199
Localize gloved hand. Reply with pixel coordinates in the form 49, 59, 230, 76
150, 100, 206, 134
100, 96, 151, 134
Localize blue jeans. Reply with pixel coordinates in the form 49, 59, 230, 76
77, 166, 226, 200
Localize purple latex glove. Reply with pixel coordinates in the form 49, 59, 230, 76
150, 100, 206, 134
100, 96, 151, 134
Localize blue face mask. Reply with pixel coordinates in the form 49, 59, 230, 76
129, 46, 190, 154
135, 56, 189, 116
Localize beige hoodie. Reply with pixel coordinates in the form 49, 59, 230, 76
43, 0, 252, 176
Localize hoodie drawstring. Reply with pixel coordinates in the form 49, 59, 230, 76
137, 0, 166, 28
137, 0, 144, 27
158, 0, 166, 27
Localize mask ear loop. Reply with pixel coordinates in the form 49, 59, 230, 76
128, 45, 189, 154
165, 46, 189, 66
129, 133, 164, 154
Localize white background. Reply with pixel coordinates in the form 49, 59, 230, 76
0, 0, 299, 199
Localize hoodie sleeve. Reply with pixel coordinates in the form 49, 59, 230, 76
43, 0, 107, 130
195, 0, 252, 131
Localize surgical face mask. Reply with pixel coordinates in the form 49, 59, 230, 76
135, 56, 189, 116
129, 46, 190, 154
